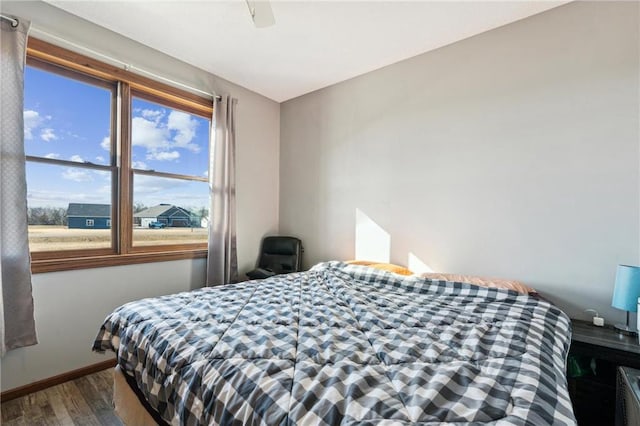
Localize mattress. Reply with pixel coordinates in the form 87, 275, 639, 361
94, 261, 576, 425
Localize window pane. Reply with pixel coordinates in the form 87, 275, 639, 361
131, 97, 210, 177
132, 174, 208, 247
24, 66, 113, 165
26, 162, 113, 252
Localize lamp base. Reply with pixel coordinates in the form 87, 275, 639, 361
614, 323, 638, 337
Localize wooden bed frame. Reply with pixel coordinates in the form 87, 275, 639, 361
113, 366, 167, 426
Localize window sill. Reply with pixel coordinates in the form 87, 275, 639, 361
30, 249, 207, 274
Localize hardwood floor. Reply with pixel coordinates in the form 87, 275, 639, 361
1, 369, 123, 426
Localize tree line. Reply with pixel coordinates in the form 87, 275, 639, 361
28, 207, 67, 226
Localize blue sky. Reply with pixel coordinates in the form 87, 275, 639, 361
24, 66, 210, 212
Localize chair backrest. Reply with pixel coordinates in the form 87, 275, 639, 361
257, 236, 302, 274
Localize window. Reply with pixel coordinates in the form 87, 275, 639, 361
130, 94, 210, 247
25, 39, 213, 273
25, 63, 115, 253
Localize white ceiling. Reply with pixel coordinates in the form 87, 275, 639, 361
45, 1, 569, 102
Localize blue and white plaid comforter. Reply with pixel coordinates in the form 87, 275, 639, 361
93, 261, 576, 425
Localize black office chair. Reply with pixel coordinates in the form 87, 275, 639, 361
246, 236, 303, 280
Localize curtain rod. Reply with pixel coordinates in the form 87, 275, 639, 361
29, 26, 221, 101
1, 14, 19, 27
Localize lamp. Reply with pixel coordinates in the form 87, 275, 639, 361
611, 264, 640, 335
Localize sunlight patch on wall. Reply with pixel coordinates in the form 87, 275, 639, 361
355, 208, 390, 263
408, 252, 433, 273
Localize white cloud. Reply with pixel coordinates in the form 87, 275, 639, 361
44, 153, 61, 159
40, 128, 58, 142
101, 136, 111, 151
141, 109, 164, 123
95, 156, 105, 163
27, 190, 108, 208
97, 184, 111, 194
132, 109, 203, 162
132, 174, 208, 208
62, 168, 93, 182
134, 173, 186, 194
24, 110, 45, 140
93, 170, 110, 179
132, 116, 171, 151
69, 155, 84, 163
24, 110, 56, 141
147, 150, 180, 161
167, 111, 200, 152
132, 160, 148, 169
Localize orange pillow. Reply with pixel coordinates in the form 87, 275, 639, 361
346, 260, 413, 276
420, 273, 534, 294
345, 260, 378, 266
370, 263, 413, 275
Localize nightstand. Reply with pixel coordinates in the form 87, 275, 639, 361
568, 319, 640, 425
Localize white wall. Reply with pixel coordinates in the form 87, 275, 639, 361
1, 260, 205, 391
280, 1, 640, 322
1, 1, 280, 391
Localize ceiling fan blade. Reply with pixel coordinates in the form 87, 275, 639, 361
248, 0, 275, 28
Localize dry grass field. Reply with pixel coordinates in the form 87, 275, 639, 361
28, 225, 207, 251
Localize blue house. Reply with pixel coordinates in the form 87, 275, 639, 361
133, 204, 200, 228
67, 203, 111, 229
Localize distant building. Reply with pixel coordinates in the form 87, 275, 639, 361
67, 203, 111, 229
134, 204, 200, 228
200, 217, 209, 228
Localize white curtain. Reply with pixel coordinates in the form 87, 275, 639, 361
206, 95, 238, 286
0, 15, 37, 356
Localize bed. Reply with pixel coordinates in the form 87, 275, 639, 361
93, 261, 577, 425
